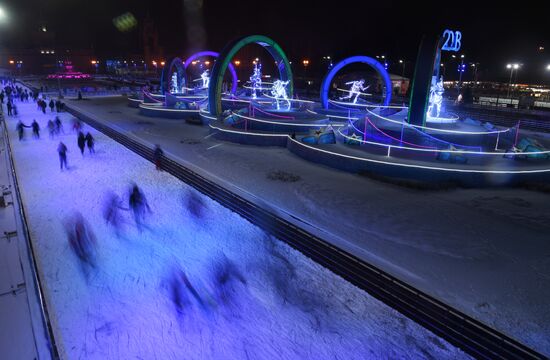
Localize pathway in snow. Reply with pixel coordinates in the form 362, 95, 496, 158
4, 97, 469, 359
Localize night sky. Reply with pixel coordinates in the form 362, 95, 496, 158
2, 0, 549, 82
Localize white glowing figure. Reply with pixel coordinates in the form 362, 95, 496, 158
427, 76, 444, 118
250, 63, 262, 99
200, 70, 210, 88
270, 80, 290, 110
170, 72, 179, 94
340, 79, 369, 104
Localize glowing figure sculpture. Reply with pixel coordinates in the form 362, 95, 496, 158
270, 80, 291, 110
427, 76, 444, 118
250, 63, 262, 99
170, 72, 179, 94
340, 79, 369, 104
200, 70, 210, 88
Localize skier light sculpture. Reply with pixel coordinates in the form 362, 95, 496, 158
250, 63, 262, 99
270, 80, 291, 110
427, 76, 444, 118
340, 79, 369, 104
170, 72, 179, 94
200, 70, 210, 88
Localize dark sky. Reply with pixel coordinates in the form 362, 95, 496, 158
2, 0, 549, 82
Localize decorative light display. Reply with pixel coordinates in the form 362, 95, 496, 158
441, 29, 462, 52
270, 80, 291, 110
340, 79, 370, 104
170, 72, 179, 94
250, 62, 262, 99
320, 56, 392, 109
200, 70, 210, 88
427, 76, 445, 118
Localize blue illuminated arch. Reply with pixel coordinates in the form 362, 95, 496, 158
184, 51, 238, 95
160, 57, 185, 95
320, 56, 392, 109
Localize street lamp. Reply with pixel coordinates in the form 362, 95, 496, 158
506, 63, 520, 98
0, 6, 8, 24
399, 59, 405, 77
233, 60, 240, 66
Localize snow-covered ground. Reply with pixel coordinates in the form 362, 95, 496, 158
65, 96, 550, 356
4, 96, 469, 358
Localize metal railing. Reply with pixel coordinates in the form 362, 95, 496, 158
1, 117, 60, 359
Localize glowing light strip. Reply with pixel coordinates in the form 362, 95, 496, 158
261, 93, 315, 104
337, 127, 549, 156
288, 138, 550, 174
232, 112, 337, 127
362, 117, 436, 149
336, 87, 373, 96
306, 109, 359, 120
329, 99, 407, 110
139, 103, 200, 113
252, 106, 295, 119
142, 91, 164, 103
208, 123, 288, 138
365, 107, 511, 135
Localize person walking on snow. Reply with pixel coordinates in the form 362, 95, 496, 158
85, 132, 95, 154
77, 131, 86, 155
57, 142, 68, 170
49, 99, 55, 112
153, 144, 164, 171
31, 119, 40, 139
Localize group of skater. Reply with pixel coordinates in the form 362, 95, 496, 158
4, 79, 244, 321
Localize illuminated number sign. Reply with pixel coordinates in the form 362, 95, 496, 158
441, 29, 462, 52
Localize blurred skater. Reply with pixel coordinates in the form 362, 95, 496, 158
16, 120, 28, 141
31, 119, 40, 139
102, 191, 128, 237
64, 212, 98, 280
54, 116, 63, 134
128, 184, 151, 231
47, 120, 55, 139
77, 131, 86, 155
85, 132, 95, 154
57, 141, 68, 170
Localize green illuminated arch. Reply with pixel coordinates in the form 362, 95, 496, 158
208, 35, 293, 116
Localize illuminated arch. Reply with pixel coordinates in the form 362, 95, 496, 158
320, 56, 392, 109
160, 57, 186, 94
184, 51, 238, 95
208, 35, 293, 116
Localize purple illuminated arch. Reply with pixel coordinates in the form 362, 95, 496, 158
184, 51, 238, 95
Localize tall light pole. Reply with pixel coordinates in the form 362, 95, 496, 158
470, 62, 479, 83
399, 59, 405, 77
506, 63, 520, 98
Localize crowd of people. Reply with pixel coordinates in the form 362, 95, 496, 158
2, 78, 235, 321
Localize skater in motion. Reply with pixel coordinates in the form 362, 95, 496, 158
31, 119, 40, 139
153, 144, 163, 170
64, 212, 98, 280
128, 184, 151, 231
16, 120, 29, 141
102, 191, 128, 237
184, 189, 206, 219
85, 132, 95, 154
168, 266, 206, 317
77, 131, 86, 155
57, 141, 68, 170
54, 116, 63, 135
47, 120, 55, 139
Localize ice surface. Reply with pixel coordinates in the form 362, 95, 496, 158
66, 96, 550, 356
5, 97, 468, 359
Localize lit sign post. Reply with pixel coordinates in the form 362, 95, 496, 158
408, 29, 463, 127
